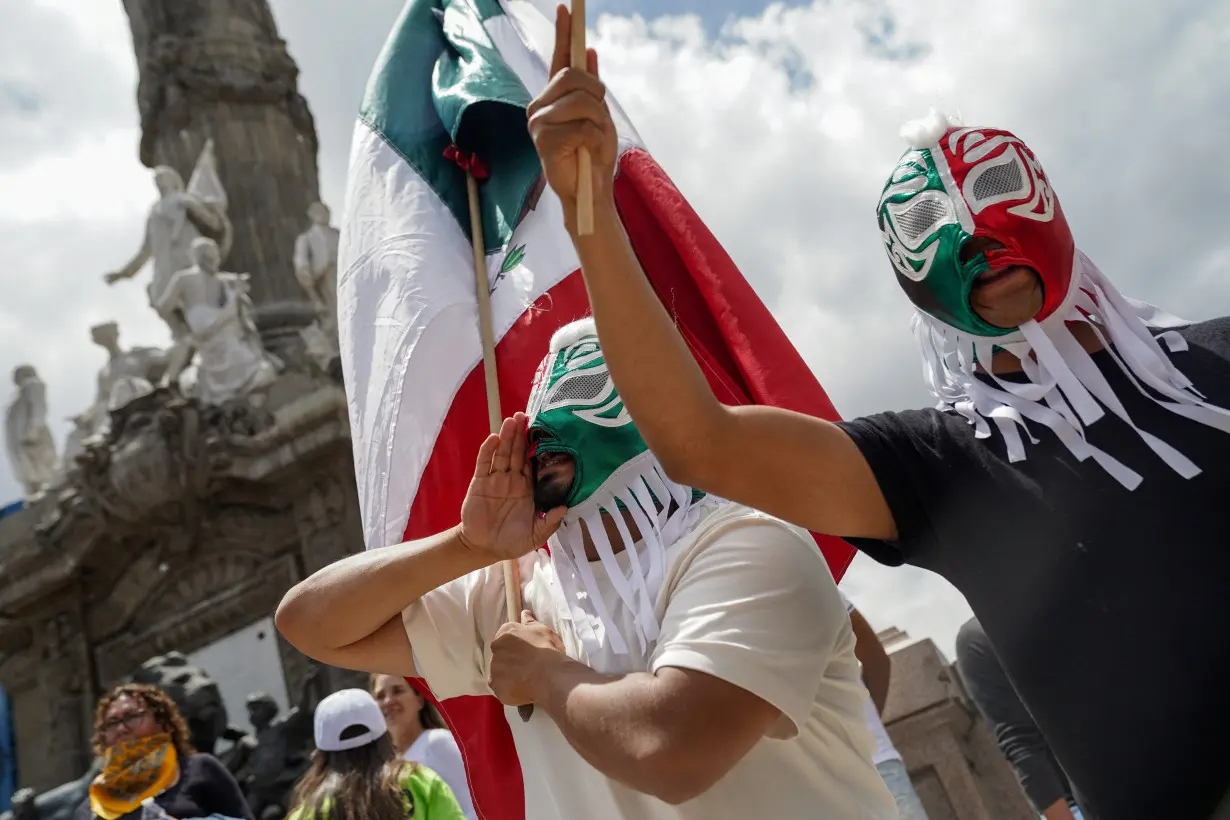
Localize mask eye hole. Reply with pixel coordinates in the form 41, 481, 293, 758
964, 151, 1031, 214
546, 370, 608, 406
971, 158, 1024, 202
894, 198, 948, 242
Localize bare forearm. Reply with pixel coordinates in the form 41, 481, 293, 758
571, 194, 725, 477
851, 610, 892, 714
276, 526, 488, 651
532, 656, 679, 799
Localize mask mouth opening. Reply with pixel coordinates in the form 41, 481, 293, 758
529, 431, 580, 512
960, 235, 1048, 329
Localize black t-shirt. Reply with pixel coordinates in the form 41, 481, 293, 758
72, 753, 254, 820
839, 317, 1230, 820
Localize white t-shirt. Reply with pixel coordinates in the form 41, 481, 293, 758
403, 728, 477, 820
839, 590, 903, 766
403, 500, 897, 819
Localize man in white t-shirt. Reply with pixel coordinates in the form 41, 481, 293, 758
277, 319, 896, 819
840, 591, 930, 819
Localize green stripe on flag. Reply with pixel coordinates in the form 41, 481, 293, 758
359, 0, 541, 254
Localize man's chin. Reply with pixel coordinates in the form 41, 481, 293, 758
534, 483, 571, 514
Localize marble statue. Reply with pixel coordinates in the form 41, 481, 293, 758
294, 202, 340, 371
60, 323, 167, 473
293, 202, 339, 327
104, 139, 232, 387
5, 366, 58, 498
156, 237, 281, 405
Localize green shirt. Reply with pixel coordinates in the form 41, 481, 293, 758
287, 763, 464, 820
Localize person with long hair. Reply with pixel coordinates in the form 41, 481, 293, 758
288, 688, 463, 820
370, 675, 475, 820
73, 683, 252, 820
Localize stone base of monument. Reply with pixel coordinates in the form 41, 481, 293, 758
882, 635, 1037, 819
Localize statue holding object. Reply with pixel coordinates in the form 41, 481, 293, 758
104, 139, 232, 388
156, 237, 281, 405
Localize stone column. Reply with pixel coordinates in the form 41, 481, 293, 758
33, 610, 94, 789
120, 0, 322, 343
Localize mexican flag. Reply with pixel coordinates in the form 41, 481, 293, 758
337, 1, 855, 817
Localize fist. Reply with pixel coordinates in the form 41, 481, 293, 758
526, 5, 618, 227
488, 611, 567, 707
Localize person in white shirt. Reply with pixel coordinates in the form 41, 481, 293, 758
840, 591, 930, 819
277, 319, 896, 819
370, 674, 476, 820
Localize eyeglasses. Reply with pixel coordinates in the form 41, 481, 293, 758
101, 709, 150, 736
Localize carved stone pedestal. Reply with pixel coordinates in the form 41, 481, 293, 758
882, 636, 1037, 819
0, 378, 361, 794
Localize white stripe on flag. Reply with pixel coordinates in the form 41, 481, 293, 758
338, 120, 479, 550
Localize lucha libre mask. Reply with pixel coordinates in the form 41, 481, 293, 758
525, 325, 649, 508
876, 115, 1076, 337
525, 318, 707, 657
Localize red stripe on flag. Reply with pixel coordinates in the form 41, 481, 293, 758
400, 151, 854, 820
614, 148, 856, 578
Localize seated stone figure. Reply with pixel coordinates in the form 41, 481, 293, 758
155, 238, 280, 405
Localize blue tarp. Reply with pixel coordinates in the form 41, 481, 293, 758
0, 500, 22, 521
0, 684, 15, 812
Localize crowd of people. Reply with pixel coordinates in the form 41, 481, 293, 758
70, 678, 476, 820
67, 601, 1085, 820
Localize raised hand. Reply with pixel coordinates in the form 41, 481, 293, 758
458, 413, 567, 563
526, 4, 618, 230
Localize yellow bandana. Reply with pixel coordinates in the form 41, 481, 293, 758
88, 734, 179, 820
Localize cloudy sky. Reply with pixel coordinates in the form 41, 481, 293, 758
2, 0, 1228, 658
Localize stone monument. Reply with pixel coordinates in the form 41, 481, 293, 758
158, 237, 282, 404
0, 0, 363, 800
120, 0, 322, 344
880, 632, 1037, 819
4, 367, 57, 499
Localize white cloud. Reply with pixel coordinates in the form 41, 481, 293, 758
1, 0, 1227, 659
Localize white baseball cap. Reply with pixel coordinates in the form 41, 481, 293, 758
314, 688, 389, 752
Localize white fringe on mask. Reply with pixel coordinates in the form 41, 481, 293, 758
915, 250, 1230, 489
548, 450, 704, 657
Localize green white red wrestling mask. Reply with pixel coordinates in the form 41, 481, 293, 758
876, 110, 1075, 338
525, 318, 708, 657
878, 111, 1230, 491
525, 330, 649, 510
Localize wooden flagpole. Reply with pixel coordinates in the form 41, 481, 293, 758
572, 0, 594, 236
465, 169, 535, 722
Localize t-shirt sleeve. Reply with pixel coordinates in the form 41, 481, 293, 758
837, 408, 981, 566
649, 514, 849, 738
401, 557, 529, 699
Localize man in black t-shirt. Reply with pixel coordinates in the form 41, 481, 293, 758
526, 62, 1230, 819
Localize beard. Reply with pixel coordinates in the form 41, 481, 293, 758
533, 469, 573, 513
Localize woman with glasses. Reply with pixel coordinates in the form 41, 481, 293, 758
72, 683, 253, 820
